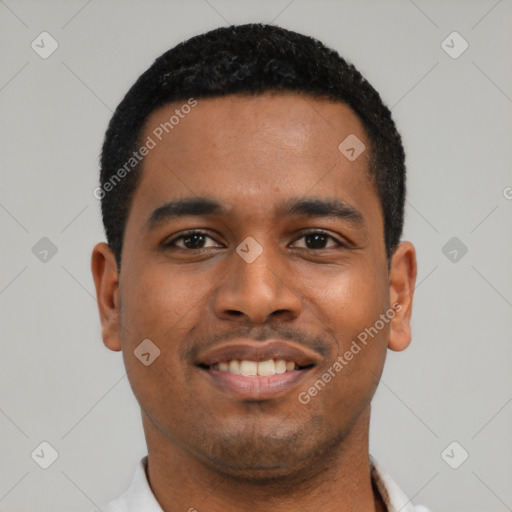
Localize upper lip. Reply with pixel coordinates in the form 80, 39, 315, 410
195, 339, 322, 367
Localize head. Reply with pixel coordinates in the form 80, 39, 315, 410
92, 23, 416, 481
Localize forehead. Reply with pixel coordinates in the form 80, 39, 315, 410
127, 92, 380, 232
142, 92, 369, 171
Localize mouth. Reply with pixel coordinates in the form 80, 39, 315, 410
198, 358, 313, 375
195, 340, 320, 401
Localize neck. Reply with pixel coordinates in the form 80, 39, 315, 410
142, 406, 385, 512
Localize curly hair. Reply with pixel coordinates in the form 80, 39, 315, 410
99, 23, 406, 270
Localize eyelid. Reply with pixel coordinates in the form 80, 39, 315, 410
163, 230, 223, 249
290, 229, 347, 248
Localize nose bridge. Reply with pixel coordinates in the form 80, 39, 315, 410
213, 235, 302, 323
236, 237, 280, 289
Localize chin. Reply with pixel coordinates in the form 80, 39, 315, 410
203, 450, 316, 485
194, 425, 341, 484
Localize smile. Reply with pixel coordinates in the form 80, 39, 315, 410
197, 361, 315, 401
205, 358, 307, 376
195, 339, 321, 400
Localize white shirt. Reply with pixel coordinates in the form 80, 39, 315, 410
93, 456, 431, 512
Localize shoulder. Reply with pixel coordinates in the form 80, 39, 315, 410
89, 456, 163, 512
370, 456, 433, 512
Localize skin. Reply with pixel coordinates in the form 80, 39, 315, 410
91, 92, 417, 512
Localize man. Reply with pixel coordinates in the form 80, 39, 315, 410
91, 23, 424, 511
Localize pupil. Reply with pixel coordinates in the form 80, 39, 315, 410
184, 234, 204, 249
306, 234, 326, 249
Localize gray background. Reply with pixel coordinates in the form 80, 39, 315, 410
1, 0, 511, 511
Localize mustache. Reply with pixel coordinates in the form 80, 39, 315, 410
182, 324, 332, 362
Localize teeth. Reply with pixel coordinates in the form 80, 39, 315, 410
257, 359, 275, 376
211, 359, 300, 376
240, 360, 258, 376
228, 360, 240, 374
218, 361, 229, 372
275, 359, 287, 374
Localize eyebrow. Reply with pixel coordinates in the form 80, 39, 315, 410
146, 196, 364, 231
281, 197, 364, 226
147, 197, 230, 231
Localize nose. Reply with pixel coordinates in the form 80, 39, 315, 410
212, 242, 303, 324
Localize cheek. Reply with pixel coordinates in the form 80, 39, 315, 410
118, 268, 199, 419
120, 263, 209, 339
121, 347, 195, 441
307, 257, 388, 330
303, 261, 389, 394
117, 267, 200, 393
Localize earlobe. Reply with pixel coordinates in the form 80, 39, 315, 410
91, 242, 122, 352
387, 241, 417, 352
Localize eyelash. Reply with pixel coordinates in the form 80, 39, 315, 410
163, 229, 347, 251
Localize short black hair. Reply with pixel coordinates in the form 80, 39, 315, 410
99, 23, 406, 270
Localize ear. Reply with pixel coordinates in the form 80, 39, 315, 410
388, 241, 417, 352
91, 242, 122, 351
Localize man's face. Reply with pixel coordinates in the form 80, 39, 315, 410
94, 92, 414, 480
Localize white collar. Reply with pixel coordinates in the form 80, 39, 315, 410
370, 456, 425, 512
97, 455, 429, 512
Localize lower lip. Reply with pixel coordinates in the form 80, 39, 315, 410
198, 367, 313, 401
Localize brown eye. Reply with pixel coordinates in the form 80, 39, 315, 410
291, 231, 344, 250
164, 231, 221, 250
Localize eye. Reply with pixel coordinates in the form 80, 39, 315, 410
163, 230, 222, 250
163, 229, 346, 251
290, 230, 345, 250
